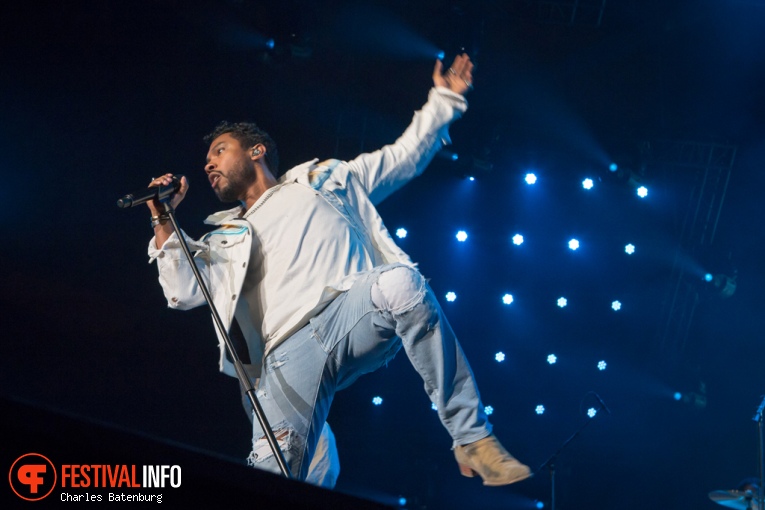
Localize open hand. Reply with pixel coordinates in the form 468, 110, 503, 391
433, 53, 474, 96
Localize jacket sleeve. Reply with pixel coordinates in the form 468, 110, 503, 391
345, 86, 468, 205
148, 230, 210, 310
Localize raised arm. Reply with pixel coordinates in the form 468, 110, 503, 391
346, 54, 475, 205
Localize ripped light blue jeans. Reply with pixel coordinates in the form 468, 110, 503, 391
245, 263, 491, 481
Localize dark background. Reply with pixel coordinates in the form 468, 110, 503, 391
2, 1, 764, 509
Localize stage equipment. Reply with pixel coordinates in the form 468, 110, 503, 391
708, 490, 760, 510
536, 392, 610, 510
754, 395, 765, 509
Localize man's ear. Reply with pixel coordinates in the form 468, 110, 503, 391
250, 143, 267, 160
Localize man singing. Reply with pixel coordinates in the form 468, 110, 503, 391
145, 54, 530, 488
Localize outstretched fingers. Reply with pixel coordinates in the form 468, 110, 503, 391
435, 53, 474, 96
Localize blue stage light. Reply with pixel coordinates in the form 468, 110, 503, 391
437, 50, 445, 60
536, 501, 545, 509
568, 238, 580, 251
431, 402, 438, 411
547, 354, 557, 365
398, 497, 407, 507
611, 300, 622, 311
557, 297, 567, 308
266, 38, 275, 50
445, 291, 457, 302
609, 163, 618, 172
582, 178, 594, 190
673, 392, 682, 401
495, 352, 506, 362
637, 186, 648, 198
598, 360, 607, 371
512, 234, 524, 246
525, 173, 537, 185
502, 294, 514, 305
396, 228, 407, 239
484, 405, 494, 416
372, 396, 383, 406
704, 273, 713, 282
468, 175, 475, 181
456, 230, 468, 242
587, 408, 597, 418
535, 405, 545, 415
625, 244, 635, 255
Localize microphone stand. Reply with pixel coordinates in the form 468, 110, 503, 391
159, 200, 292, 479
753, 395, 765, 509
536, 396, 609, 510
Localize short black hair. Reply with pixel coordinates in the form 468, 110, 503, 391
204, 121, 280, 177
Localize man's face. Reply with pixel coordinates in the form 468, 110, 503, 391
205, 133, 255, 203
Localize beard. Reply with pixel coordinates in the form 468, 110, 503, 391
214, 158, 256, 203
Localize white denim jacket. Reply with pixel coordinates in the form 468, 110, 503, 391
148, 87, 467, 378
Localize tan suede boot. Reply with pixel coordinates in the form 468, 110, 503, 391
454, 434, 532, 486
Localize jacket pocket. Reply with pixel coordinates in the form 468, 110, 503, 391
203, 225, 249, 249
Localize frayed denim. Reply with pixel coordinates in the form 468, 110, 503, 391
244, 263, 491, 480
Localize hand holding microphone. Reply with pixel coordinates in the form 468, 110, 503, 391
116, 174, 189, 216
117, 174, 189, 248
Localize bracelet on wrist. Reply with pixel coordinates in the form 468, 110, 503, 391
150, 214, 170, 228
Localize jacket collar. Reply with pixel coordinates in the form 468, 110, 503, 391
203, 205, 244, 226
203, 158, 326, 226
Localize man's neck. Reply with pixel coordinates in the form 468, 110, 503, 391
241, 178, 279, 212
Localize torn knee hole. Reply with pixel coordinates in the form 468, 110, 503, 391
371, 266, 426, 314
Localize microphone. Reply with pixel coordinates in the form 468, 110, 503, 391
593, 392, 611, 415
116, 175, 183, 209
